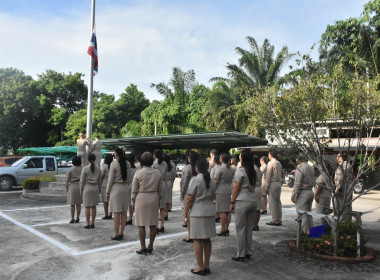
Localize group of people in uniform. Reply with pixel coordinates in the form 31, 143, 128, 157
66, 132, 353, 276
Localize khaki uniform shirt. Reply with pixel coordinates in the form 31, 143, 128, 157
234, 167, 255, 202
77, 139, 89, 154
66, 165, 82, 188
106, 160, 131, 194
188, 173, 216, 217
264, 158, 282, 191
214, 163, 235, 195
292, 162, 315, 197
131, 166, 162, 203
80, 165, 101, 192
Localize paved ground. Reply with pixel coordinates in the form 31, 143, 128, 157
0, 180, 379, 280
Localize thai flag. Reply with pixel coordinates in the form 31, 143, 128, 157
87, 29, 98, 76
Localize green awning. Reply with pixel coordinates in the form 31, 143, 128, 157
102, 131, 268, 152
17, 146, 108, 159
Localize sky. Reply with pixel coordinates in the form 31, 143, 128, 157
0, 0, 368, 101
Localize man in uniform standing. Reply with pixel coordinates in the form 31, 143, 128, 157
77, 133, 89, 167
291, 155, 315, 234
264, 150, 283, 226
335, 153, 353, 221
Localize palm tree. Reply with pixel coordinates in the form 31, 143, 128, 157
212, 36, 293, 93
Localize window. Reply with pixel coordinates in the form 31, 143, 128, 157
25, 158, 43, 168
316, 127, 330, 138
46, 158, 56, 171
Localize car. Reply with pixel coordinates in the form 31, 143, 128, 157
0, 156, 22, 167
0, 156, 69, 191
176, 161, 186, 177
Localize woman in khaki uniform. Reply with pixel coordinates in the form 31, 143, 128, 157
315, 162, 332, 224
106, 148, 131, 240
230, 150, 257, 261
100, 154, 113, 219
260, 156, 268, 214
126, 154, 137, 225
163, 154, 176, 220
66, 156, 82, 223
152, 149, 167, 233
77, 133, 89, 167
184, 158, 215, 276
252, 155, 263, 231
180, 151, 199, 241
214, 153, 235, 236
80, 153, 101, 229
132, 152, 162, 255
90, 134, 102, 165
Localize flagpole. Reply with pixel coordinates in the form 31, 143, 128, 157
86, 0, 96, 140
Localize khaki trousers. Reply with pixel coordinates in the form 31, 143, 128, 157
234, 200, 256, 257
295, 190, 314, 233
268, 182, 282, 224
77, 152, 87, 167
335, 193, 352, 222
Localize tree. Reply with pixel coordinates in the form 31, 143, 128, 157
213, 36, 293, 94
0, 68, 38, 151
249, 56, 380, 256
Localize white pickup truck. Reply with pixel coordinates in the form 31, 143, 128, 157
0, 156, 69, 191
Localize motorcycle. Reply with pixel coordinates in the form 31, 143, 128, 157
284, 170, 295, 188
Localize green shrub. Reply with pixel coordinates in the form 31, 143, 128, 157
22, 177, 40, 190
39, 174, 56, 182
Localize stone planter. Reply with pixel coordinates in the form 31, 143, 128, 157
39, 181, 50, 188
288, 240, 375, 263
23, 189, 39, 195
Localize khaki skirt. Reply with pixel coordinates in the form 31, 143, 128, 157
109, 182, 130, 212
190, 216, 216, 239
83, 183, 99, 207
159, 180, 168, 209
165, 179, 173, 205
216, 193, 231, 212
135, 192, 159, 226
255, 187, 262, 210
67, 181, 82, 205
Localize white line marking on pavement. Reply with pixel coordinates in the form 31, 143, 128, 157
2, 205, 69, 212
31, 217, 104, 227
0, 210, 72, 252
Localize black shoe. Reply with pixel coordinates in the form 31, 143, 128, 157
84, 225, 90, 229
126, 219, 132, 225
183, 238, 193, 243
204, 268, 210, 275
215, 217, 220, 223
157, 227, 165, 233
108, 215, 113, 220
146, 247, 153, 255
164, 216, 168, 221
191, 269, 205, 276
75, 218, 80, 223
252, 226, 260, 231
231, 256, 245, 262
102, 216, 108, 220
69, 219, 75, 224
266, 222, 281, 226
216, 231, 226, 236
136, 248, 147, 255
111, 235, 121, 241
225, 229, 229, 236
90, 224, 95, 228
168, 209, 172, 212
260, 210, 267, 215
182, 224, 187, 228
245, 254, 251, 259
